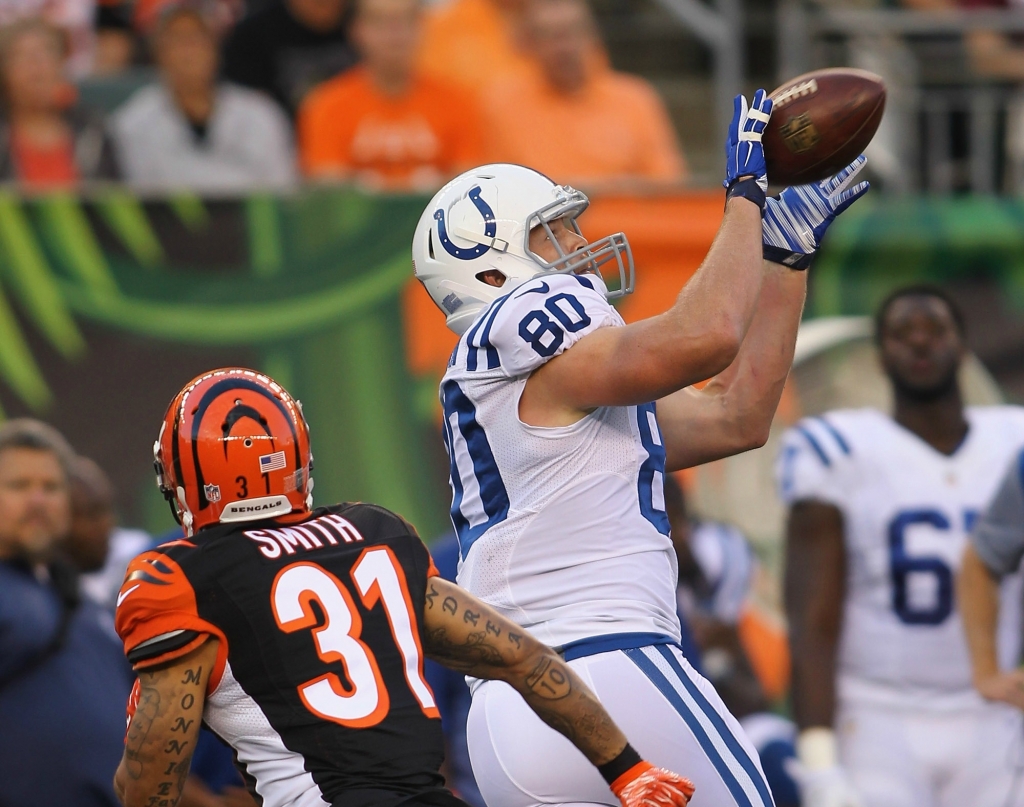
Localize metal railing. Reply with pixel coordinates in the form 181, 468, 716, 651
777, 3, 1024, 194
652, 0, 744, 145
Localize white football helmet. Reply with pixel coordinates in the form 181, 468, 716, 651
412, 163, 634, 334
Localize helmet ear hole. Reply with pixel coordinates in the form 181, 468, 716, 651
428, 230, 435, 260
476, 269, 507, 288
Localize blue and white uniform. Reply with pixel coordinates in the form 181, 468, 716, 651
441, 273, 773, 807
777, 407, 1024, 807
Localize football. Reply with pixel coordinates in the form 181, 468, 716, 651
763, 67, 886, 187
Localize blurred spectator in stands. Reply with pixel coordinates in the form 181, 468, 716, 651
0, 18, 119, 186
904, 0, 1024, 80
299, 0, 482, 190
65, 455, 153, 611
64, 455, 115, 577
0, 0, 96, 76
112, 1, 296, 191
417, 0, 533, 97
953, 0, 1024, 190
135, 0, 244, 33
480, 0, 686, 188
0, 419, 134, 807
903, 0, 1024, 189
222, 0, 356, 116
94, 0, 137, 74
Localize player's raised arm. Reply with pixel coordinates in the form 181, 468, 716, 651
420, 577, 695, 807
656, 157, 869, 470
113, 640, 217, 807
519, 93, 774, 421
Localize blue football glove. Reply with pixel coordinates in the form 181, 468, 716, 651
762, 155, 870, 270
723, 89, 773, 208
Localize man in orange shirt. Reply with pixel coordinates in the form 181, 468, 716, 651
417, 0, 534, 96
298, 0, 484, 190
481, 0, 687, 188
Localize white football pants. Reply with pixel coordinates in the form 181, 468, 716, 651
837, 699, 1024, 807
466, 644, 775, 807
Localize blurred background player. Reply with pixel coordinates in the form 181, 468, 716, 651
413, 86, 868, 803
779, 284, 1024, 807
113, 368, 695, 807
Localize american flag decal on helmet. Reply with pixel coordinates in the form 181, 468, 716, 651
259, 451, 287, 473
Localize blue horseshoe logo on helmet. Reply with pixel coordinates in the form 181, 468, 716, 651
434, 186, 496, 260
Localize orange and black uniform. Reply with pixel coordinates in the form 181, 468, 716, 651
115, 503, 461, 807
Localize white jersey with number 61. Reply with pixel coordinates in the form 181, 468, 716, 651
776, 406, 1024, 711
439, 272, 681, 649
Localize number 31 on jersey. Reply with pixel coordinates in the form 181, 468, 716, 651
270, 547, 438, 727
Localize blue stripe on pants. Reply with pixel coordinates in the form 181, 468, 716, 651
624, 647, 773, 807
655, 645, 775, 807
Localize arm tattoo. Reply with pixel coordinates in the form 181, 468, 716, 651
122, 660, 206, 807
125, 685, 161, 779
422, 580, 626, 765
423, 586, 522, 672
525, 656, 570, 699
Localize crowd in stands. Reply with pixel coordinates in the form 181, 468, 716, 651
0, 0, 689, 193
0, 418, 260, 807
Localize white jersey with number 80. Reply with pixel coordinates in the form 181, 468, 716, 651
439, 272, 681, 649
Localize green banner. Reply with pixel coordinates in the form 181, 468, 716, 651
812, 195, 1024, 316
0, 187, 450, 539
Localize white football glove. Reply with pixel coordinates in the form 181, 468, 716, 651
785, 761, 863, 807
786, 728, 863, 807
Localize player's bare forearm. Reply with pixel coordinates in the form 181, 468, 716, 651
959, 545, 1002, 683
659, 261, 806, 470
421, 577, 628, 766
523, 198, 765, 414
785, 501, 845, 730
116, 640, 216, 807
959, 545, 1024, 709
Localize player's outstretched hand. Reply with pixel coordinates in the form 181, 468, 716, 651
611, 762, 695, 807
785, 760, 863, 807
723, 89, 773, 208
762, 155, 870, 270
976, 668, 1024, 711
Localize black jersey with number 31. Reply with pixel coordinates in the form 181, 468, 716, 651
115, 503, 461, 807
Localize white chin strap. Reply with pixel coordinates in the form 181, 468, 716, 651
176, 486, 195, 537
